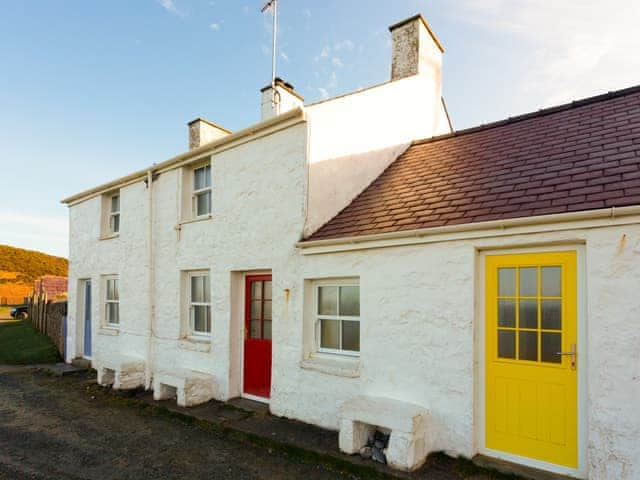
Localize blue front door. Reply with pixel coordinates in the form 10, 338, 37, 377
83, 280, 92, 358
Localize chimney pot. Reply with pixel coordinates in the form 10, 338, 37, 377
261, 78, 304, 121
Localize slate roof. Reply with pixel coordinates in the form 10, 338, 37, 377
307, 85, 640, 241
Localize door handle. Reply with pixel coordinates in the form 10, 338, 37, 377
556, 343, 576, 370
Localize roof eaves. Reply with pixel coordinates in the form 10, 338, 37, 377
61, 107, 306, 205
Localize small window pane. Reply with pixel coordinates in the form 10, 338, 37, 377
194, 167, 204, 190
196, 191, 211, 216
519, 299, 538, 328
110, 214, 120, 234
339, 286, 359, 316
519, 331, 538, 361
203, 275, 210, 303
263, 320, 272, 340
250, 319, 261, 338
318, 286, 338, 316
107, 279, 118, 301
341, 320, 360, 352
320, 319, 339, 349
541, 267, 561, 297
541, 300, 562, 330
263, 300, 272, 320
111, 194, 120, 213
204, 165, 211, 187
498, 299, 515, 327
541, 332, 561, 363
252, 281, 262, 300
264, 281, 272, 301
498, 268, 515, 296
519, 267, 538, 296
107, 303, 119, 325
498, 330, 515, 359
191, 276, 205, 303
192, 305, 210, 333
251, 300, 262, 320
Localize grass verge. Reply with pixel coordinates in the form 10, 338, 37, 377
0, 320, 60, 364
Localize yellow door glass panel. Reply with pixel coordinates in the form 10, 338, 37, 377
486, 251, 577, 468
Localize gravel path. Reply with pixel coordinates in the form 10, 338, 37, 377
0, 371, 362, 480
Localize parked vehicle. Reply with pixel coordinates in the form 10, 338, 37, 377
10, 305, 28, 319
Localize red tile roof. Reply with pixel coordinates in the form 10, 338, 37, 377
307, 86, 640, 241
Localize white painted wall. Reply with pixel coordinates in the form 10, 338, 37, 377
67, 121, 308, 402
272, 223, 640, 479
305, 74, 451, 237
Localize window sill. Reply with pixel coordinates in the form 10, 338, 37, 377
99, 233, 120, 241
98, 327, 119, 336
179, 215, 212, 227
179, 336, 211, 353
300, 353, 360, 378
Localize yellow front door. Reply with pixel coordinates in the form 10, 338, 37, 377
485, 251, 578, 468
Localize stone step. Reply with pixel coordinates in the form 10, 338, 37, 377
473, 455, 576, 480
71, 358, 91, 369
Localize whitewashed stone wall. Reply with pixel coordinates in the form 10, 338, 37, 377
271, 222, 640, 479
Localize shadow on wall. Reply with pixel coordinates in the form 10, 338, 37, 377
305, 143, 412, 237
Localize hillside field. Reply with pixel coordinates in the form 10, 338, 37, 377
0, 245, 68, 305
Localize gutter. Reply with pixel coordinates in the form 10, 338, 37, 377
61, 107, 306, 206
145, 169, 155, 389
297, 206, 640, 253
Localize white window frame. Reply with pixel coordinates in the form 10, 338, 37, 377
103, 275, 119, 328
192, 164, 212, 218
315, 280, 360, 357
109, 192, 120, 234
187, 270, 211, 337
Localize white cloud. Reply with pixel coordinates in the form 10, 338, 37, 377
157, 0, 184, 16
313, 45, 331, 63
210, 22, 221, 31
334, 39, 355, 51
303, 8, 311, 18
331, 57, 344, 68
280, 51, 290, 62
455, 0, 640, 107
317, 87, 329, 99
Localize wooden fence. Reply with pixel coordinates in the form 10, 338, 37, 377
28, 293, 67, 358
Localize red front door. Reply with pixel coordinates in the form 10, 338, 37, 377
243, 275, 272, 399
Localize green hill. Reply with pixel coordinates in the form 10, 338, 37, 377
0, 245, 68, 284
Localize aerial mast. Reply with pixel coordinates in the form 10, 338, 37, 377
262, 0, 279, 114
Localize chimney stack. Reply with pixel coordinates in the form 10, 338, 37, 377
261, 77, 304, 121
389, 14, 444, 82
188, 118, 231, 150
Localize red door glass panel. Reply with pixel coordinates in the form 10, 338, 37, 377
243, 275, 272, 398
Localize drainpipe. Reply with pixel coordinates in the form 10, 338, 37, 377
145, 169, 155, 389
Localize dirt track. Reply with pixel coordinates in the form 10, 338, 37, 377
0, 371, 361, 480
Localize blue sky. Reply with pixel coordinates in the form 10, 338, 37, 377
1, 0, 639, 257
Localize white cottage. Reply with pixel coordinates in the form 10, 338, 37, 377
62, 14, 640, 479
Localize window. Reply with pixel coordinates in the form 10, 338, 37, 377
188, 272, 211, 336
316, 283, 360, 355
104, 277, 119, 326
109, 193, 120, 234
192, 164, 211, 217
101, 190, 120, 238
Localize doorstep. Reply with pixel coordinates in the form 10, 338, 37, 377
473, 455, 578, 480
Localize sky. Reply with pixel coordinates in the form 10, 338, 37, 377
1, 0, 639, 258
